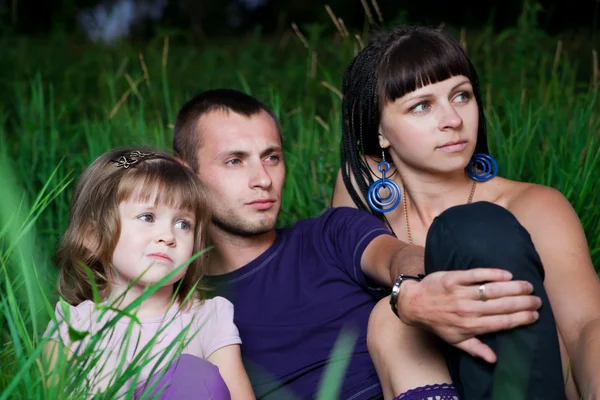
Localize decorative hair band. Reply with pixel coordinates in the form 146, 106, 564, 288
114, 150, 154, 169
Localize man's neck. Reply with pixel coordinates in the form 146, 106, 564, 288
206, 226, 277, 275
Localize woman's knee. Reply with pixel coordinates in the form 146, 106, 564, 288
425, 201, 545, 281
430, 202, 527, 251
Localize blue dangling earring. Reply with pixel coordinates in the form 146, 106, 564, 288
465, 153, 498, 182
367, 150, 401, 213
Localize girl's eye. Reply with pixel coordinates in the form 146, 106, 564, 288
176, 220, 192, 231
138, 214, 154, 223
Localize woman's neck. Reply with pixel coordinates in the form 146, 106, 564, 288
399, 171, 476, 229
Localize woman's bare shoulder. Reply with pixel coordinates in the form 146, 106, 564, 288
477, 177, 575, 231
501, 180, 573, 219
484, 177, 557, 209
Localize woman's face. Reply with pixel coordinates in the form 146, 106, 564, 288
378, 75, 479, 176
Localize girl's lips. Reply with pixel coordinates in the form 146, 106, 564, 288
147, 253, 173, 263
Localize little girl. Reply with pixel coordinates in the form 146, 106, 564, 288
43, 148, 255, 399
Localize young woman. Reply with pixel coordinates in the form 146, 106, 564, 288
43, 148, 255, 399
332, 25, 600, 399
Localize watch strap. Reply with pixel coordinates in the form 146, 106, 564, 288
390, 274, 425, 317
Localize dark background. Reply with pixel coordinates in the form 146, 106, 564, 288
1, 0, 599, 41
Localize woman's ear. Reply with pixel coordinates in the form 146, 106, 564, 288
378, 131, 391, 150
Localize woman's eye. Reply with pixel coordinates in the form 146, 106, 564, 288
138, 214, 154, 223
410, 102, 429, 113
176, 220, 192, 231
454, 92, 471, 103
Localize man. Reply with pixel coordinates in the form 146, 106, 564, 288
172, 89, 541, 399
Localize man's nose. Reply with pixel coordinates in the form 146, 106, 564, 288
249, 163, 272, 189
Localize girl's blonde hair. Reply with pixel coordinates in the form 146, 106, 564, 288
55, 147, 210, 306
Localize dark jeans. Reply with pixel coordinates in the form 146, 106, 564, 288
425, 201, 565, 400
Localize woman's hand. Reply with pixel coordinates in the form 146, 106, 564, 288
397, 268, 541, 363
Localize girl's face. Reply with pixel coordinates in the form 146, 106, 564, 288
109, 193, 196, 291
378, 75, 479, 175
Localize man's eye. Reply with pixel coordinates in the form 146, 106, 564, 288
226, 159, 241, 166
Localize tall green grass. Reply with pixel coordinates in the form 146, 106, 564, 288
1, 4, 599, 397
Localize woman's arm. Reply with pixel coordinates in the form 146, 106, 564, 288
207, 344, 255, 399
510, 184, 600, 398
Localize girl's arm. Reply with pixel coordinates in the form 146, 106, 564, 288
511, 184, 600, 398
42, 302, 77, 387
42, 340, 73, 387
207, 344, 255, 399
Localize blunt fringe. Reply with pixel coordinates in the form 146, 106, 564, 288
55, 147, 210, 306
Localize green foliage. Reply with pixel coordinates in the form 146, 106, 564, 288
0, 9, 599, 398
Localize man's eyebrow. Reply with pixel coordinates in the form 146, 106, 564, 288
260, 146, 283, 158
214, 150, 249, 159
214, 146, 282, 160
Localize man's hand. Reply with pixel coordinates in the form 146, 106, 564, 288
397, 268, 541, 363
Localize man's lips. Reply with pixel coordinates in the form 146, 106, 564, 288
246, 199, 276, 210
147, 253, 173, 263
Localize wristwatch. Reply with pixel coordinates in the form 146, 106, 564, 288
390, 274, 425, 317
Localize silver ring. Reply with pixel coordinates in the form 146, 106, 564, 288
478, 284, 487, 301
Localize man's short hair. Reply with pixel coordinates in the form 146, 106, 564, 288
173, 89, 282, 172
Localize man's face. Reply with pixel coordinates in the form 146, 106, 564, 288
194, 109, 285, 237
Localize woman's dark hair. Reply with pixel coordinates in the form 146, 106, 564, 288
340, 25, 490, 228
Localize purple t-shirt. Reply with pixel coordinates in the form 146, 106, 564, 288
204, 207, 393, 399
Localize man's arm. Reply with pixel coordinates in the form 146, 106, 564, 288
361, 234, 540, 362
360, 234, 425, 284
